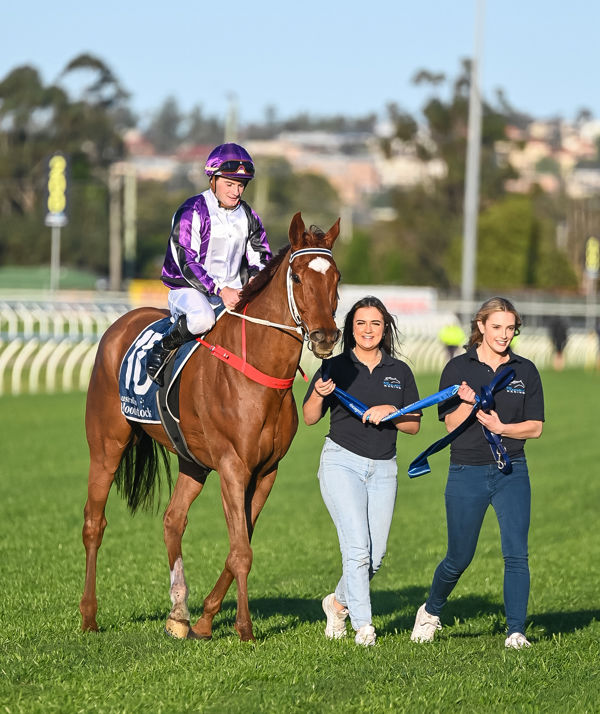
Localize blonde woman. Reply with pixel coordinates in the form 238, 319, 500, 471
411, 297, 544, 649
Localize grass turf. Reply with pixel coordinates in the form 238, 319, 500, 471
0, 369, 599, 713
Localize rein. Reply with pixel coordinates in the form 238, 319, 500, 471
196, 247, 334, 389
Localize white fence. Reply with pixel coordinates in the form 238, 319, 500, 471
0, 298, 128, 396
1, 294, 599, 396
300, 331, 599, 378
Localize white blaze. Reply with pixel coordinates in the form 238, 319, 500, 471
308, 257, 331, 274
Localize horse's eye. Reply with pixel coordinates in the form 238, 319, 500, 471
291, 273, 301, 284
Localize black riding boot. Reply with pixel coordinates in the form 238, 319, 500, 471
146, 315, 194, 386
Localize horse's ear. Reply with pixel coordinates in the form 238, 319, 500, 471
323, 218, 341, 248
289, 212, 307, 250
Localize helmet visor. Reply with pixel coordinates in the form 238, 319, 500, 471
213, 160, 255, 179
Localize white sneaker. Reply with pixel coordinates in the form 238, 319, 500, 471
355, 624, 376, 646
322, 593, 348, 639
410, 603, 442, 642
505, 632, 531, 649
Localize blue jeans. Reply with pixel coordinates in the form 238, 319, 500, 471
318, 438, 398, 630
425, 459, 531, 636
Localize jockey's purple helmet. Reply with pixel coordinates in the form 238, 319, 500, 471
204, 143, 255, 181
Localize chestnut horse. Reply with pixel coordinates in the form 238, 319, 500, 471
80, 213, 340, 641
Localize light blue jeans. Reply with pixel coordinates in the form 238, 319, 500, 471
318, 437, 398, 630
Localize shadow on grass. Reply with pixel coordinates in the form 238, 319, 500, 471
373, 588, 505, 634
129, 593, 600, 640
129, 586, 500, 636
529, 609, 600, 637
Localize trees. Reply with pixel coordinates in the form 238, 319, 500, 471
368, 61, 577, 291
0, 55, 585, 292
0, 55, 131, 274
142, 98, 224, 153
442, 194, 577, 290
243, 157, 341, 252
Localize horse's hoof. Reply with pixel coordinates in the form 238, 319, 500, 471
235, 624, 256, 642
189, 622, 213, 640
187, 629, 211, 640
164, 618, 190, 639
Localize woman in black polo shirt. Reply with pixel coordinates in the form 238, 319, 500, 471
303, 296, 421, 646
410, 297, 544, 649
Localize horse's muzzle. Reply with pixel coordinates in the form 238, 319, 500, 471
309, 328, 341, 358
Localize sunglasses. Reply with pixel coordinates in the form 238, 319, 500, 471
216, 160, 255, 177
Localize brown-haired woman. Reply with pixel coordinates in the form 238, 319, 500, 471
303, 296, 421, 646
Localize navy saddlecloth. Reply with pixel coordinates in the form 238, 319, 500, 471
118, 318, 197, 423
117, 297, 226, 423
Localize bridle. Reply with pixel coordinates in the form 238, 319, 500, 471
226, 247, 335, 345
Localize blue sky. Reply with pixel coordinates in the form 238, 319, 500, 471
2, 0, 598, 127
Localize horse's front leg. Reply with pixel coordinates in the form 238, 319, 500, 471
191, 467, 278, 641
163, 472, 205, 639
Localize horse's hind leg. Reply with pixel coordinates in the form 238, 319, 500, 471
162, 471, 205, 639
80, 407, 132, 632
191, 467, 278, 641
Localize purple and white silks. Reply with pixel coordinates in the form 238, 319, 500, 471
161, 189, 271, 296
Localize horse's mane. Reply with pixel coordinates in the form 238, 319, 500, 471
236, 245, 291, 310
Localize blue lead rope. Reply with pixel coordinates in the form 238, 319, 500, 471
382, 385, 460, 421
407, 366, 515, 478
321, 360, 460, 422
321, 360, 461, 422
320, 361, 515, 479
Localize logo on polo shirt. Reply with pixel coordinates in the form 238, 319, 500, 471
506, 379, 525, 394
383, 376, 403, 389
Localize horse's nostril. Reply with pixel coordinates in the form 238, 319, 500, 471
309, 329, 340, 345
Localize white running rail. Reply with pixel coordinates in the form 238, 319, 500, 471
1, 297, 598, 396
0, 298, 130, 396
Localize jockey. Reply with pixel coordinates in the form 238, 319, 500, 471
146, 142, 272, 385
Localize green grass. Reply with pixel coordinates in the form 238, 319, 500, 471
0, 265, 99, 290
1, 370, 599, 713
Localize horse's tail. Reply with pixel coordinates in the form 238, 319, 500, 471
114, 426, 173, 515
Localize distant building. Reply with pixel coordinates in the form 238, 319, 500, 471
121, 117, 600, 204
496, 119, 600, 197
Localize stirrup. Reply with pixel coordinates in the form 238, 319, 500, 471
147, 359, 171, 386
146, 316, 194, 386
146, 345, 174, 386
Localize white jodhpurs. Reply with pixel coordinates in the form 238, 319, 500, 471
167, 288, 216, 335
